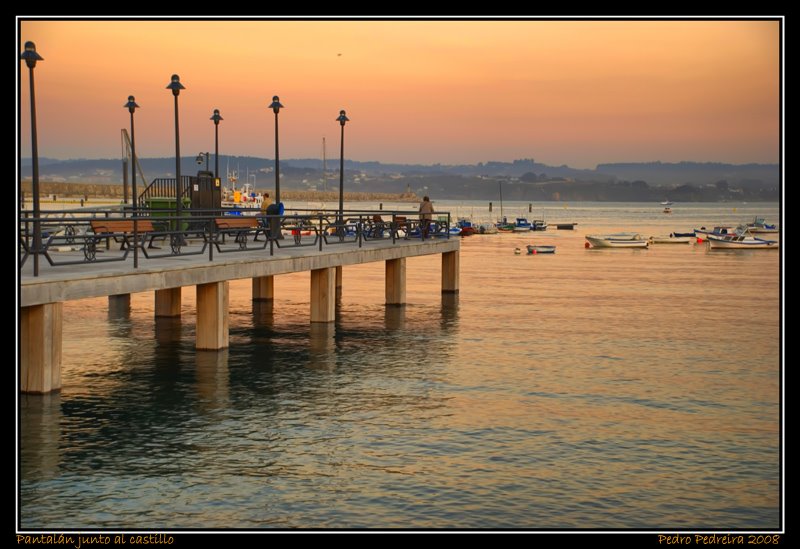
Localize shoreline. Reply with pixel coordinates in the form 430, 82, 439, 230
20, 181, 419, 203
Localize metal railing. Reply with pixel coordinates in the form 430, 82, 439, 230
137, 176, 194, 207
19, 207, 451, 276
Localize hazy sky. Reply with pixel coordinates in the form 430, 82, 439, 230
18, 19, 780, 168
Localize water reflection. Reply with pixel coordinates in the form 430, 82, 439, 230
20, 394, 62, 482
308, 323, 336, 370
441, 293, 459, 329
195, 350, 230, 410
384, 306, 406, 331
252, 300, 274, 327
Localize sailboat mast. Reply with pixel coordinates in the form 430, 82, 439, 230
499, 180, 504, 220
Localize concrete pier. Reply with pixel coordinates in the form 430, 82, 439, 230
252, 275, 274, 302
21, 237, 459, 393
442, 250, 460, 293
108, 294, 131, 316
196, 281, 229, 350
155, 287, 182, 317
20, 303, 62, 394
310, 267, 336, 323
385, 258, 406, 305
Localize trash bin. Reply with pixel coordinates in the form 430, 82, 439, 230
266, 202, 285, 238
146, 197, 192, 231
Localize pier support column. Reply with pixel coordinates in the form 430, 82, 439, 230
108, 294, 131, 316
21, 303, 63, 394
252, 275, 274, 302
335, 266, 343, 302
310, 267, 336, 323
442, 250, 460, 294
196, 282, 229, 350
155, 287, 182, 317
385, 258, 406, 306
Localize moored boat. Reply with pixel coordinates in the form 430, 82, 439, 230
531, 219, 548, 231
694, 226, 734, 239
526, 244, 556, 254
649, 234, 692, 244
585, 233, 649, 248
746, 217, 779, 234
513, 218, 532, 232
706, 227, 779, 249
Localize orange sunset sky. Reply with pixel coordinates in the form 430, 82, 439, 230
18, 19, 780, 168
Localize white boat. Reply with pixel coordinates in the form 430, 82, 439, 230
221, 168, 263, 211
649, 235, 692, 244
746, 217, 779, 234
585, 233, 650, 248
661, 200, 673, 206
476, 222, 498, 234
707, 227, 779, 249
526, 244, 556, 254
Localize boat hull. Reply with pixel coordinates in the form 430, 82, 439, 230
526, 245, 556, 254
586, 235, 649, 248
707, 237, 779, 249
649, 236, 692, 244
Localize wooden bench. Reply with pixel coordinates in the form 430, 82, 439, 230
391, 216, 410, 239
214, 216, 267, 247
89, 219, 157, 250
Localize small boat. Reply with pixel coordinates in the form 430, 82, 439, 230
526, 244, 556, 254
663, 207, 672, 214
649, 235, 692, 244
496, 216, 515, 232
455, 218, 477, 237
746, 217, 779, 234
585, 233, 649, 248
476, 222, 498, 234
694, 226, 734, 239
530, 219, 548, 231
707, 227, 779, 249
555, 223, 577, 230
672, 231, 695, 238
661, 200, 673, 206
514, 247, 522, 255
513, 218, 532, 232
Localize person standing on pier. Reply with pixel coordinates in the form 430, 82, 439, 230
419, 195, 434, 238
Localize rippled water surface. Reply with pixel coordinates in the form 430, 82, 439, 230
20, 202, 781, 529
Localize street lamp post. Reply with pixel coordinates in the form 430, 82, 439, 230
20, 41, 43, 276
336, 110, 349, 234
124, 95, 140, 268
210, 109, 223, 181
269, 96, 284, 205
195, 152, 210, 172
166, 74, 185, 249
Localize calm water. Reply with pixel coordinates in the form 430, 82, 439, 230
19, 202, 781, 530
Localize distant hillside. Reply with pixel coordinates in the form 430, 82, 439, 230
596, 161, 778, 188
20, 156, 779, 201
